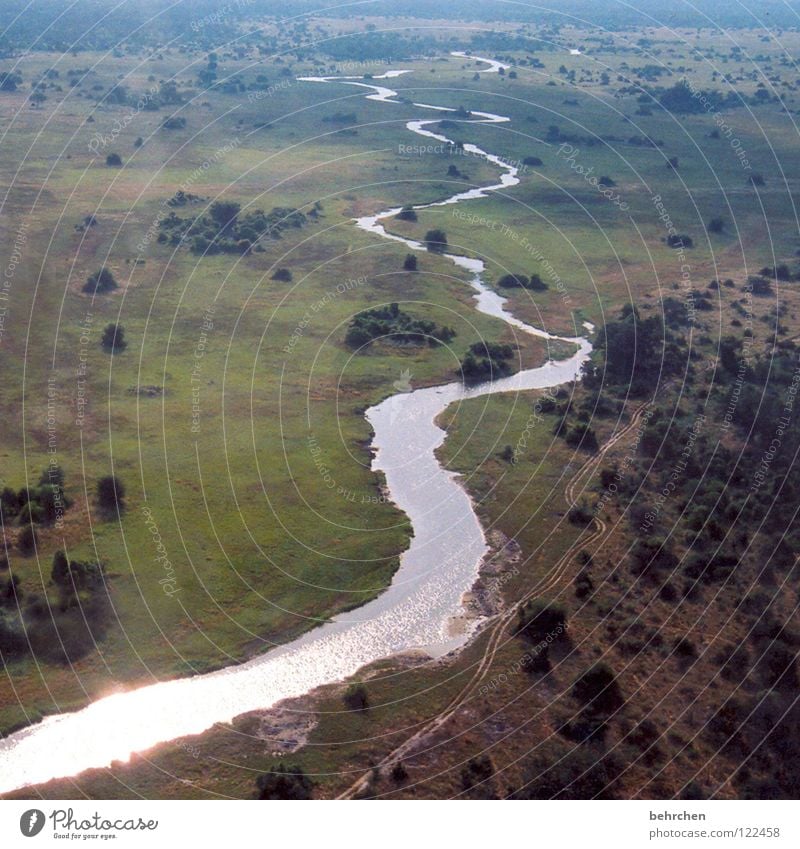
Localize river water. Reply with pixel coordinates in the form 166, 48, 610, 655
0, 55, 591, 794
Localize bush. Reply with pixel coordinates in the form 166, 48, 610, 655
568, 500, 594, 525
565, 424, 598, 451
518, 599, 566, 643
83, 267, 118, 295
101, 323, 127, 352
209, 200, 240, 228
523, 156, 543, 166
511, 741, 619, 799
97, 475, 125, 513
424, 229, 448, 253
708, 217, 725, 234
527, 273, 548, 291
343, 682, 369, 711
390, 762, 408, 783
395, 206, 417, 222
461, 755, 494, 791
255, 764, 313, 800
667, 233, 693, 249
498, 273, 526, 288
105, 153, 122, 166
271, 267, 292, 282
403, 253, 418, 271
572, 662, 624, 715
17, 524, 37, 556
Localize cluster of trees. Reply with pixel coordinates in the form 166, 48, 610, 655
460, 341, 515, 384
582, 304, 684, 396
1, 467, 71, 550
345, 303, 456, 349
497, 272, 548, 291
0, 549, 110, 663
158, 200, 320, 255
1, 471, 123, 560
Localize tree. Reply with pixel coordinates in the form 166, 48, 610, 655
1, 487, 20, 519
209, 200, 240, 229
498, 273, 527, 288
51, 550, 70, 587
517, 599, 566, 643
17, 524, 37, 556
572, 662, 625, 715
461, 755, 494, 792
97, 475, 125, 513
395, 206, 417, 222
105, 153, 122, 166
343, 682, 369, 711
83, 267, 118, 294
403, 253, 418, 271
101, 323, 127, 352
256, 764, 313, 800
424, 229, 448, 253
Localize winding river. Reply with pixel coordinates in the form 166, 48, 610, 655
0, 55, 591, 794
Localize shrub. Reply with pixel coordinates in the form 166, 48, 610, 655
271, 267, 292, 282
497, 273, 527, 288
209, 200, 240, 228
403, 253, 418, 271
424, 229, 448, 253
527, 273, 548, 291
97, 475, 125, 513
390, 762, 408, 783
461, 755, 494, 791
667, 233, 693, 249
255, 764, 313, 800
568, 500, 594, 525
105, 153, 122, 166
101, 323, 127, 352
565, 424, 598, 451
572, 662, 624, 715
517, 599, 566, 643
343, 682, 369, 711
83, 267, 118, 295
17, 524, 37, 556
395, 206, 417, 222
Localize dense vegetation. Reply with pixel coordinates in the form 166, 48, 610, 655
158, 200, 319, 255
345, 303, 456, 349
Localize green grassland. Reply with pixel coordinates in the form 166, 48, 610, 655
0, 49, 548, 732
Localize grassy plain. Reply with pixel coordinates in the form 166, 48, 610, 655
4, 19, 800, 798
